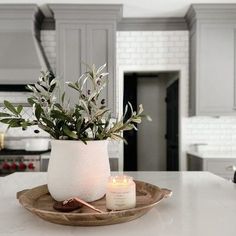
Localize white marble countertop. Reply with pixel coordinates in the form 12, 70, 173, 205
1, 172, 236, 236
187, 150, 236, 158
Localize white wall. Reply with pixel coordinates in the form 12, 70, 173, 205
137, 76, 167, 171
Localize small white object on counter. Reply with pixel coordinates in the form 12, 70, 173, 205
25, 138, 50, 151
106, 175, 136, 210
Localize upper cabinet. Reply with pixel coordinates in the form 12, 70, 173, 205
186, 4, 236, 116
49, 4, 123, 115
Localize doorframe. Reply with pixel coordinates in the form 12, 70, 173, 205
166, 79, 179, 171
117, 65, 188, 171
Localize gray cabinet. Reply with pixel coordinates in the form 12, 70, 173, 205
86, 23, 116, 111
49, 4, 122, 115
186, 5, 236, 116
188, 153, 236, 180
57, 23, 86, 83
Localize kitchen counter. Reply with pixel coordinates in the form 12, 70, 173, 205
187, 152, 236, 179
1, 171, 236, 236
187, 150, 236, 158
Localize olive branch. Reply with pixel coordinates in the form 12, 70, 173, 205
0, 64, 151, 143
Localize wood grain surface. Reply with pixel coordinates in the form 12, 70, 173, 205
17, 180, 171, 226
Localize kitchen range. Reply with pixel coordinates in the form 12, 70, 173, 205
0, 84, 50, 176
0, 135, 50, 176
0, 149, 46, 176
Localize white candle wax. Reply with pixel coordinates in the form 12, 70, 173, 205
106, 175, 136, 210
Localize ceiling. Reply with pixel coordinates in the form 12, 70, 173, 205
1, 0, 236, 17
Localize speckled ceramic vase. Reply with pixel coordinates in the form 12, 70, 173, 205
47, 140, 110, 202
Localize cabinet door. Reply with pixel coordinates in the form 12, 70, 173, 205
57, 23, 86, 103
86, 23, 116, 115
198, 24, 236, 115
189, 30, 197, 116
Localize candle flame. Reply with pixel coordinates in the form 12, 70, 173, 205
109, 175, 133, 185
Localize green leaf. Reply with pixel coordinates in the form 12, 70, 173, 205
0, 118, 25, 127
132, 117, 142, 124
128, 102, 134, 115
4, 101, 18, 116
54, 103, 63, 111
0, 118, 13, 124
123, 124, 135, 131
97, 63, 106, 74
27, 85, 36, 92
62, 125, 78, 139
105, 113, 111, 129
110, 133, 127, 144
76, 118, 83, 132
38, 124, 57, 139
67, 83, 81, 92
42, 117, 54, 128
80, 100, 90, 115
50, 78, 57, 86
146, 115, 152, 121
138, 104, 144, 114
35, 83, 47, 95
123, 104, 128, 119
17, 105, 23, 114
0, 112, 12, 118
8, 120, 22, 128
27, 98, 35, 106
61, 92, 65, 104
51, 110, 72, 121
35, 104, 42, 120
94, 108, 110, 118
21, 121, 28, 129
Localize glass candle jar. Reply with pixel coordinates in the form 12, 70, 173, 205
106, 175, 136, 210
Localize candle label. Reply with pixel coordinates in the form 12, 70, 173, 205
107, 189, 136, 209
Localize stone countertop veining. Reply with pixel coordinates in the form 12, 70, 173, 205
1, 171, 236, 236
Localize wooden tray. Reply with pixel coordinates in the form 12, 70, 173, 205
17, 180, 172, 226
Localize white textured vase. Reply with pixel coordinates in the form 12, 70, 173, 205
47, 140, 110, 202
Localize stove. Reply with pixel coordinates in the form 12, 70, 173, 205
0, 149, 49, 176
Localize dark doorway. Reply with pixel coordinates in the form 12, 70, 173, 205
123, 73, 137, 171
166, 80, 179, 171
123, 72, 179, 171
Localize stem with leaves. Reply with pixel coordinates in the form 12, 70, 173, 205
0, 64, 151, 143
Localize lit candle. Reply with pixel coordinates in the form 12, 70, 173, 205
106, 175, 136, 210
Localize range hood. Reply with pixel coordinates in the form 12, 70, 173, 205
0, 4, 49, 85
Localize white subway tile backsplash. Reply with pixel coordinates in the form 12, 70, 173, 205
41, 30, 56, 74
183, 116, 236, 151
117, 31, 189, 68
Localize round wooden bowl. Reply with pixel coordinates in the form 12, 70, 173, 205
17, 180, 172, 226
